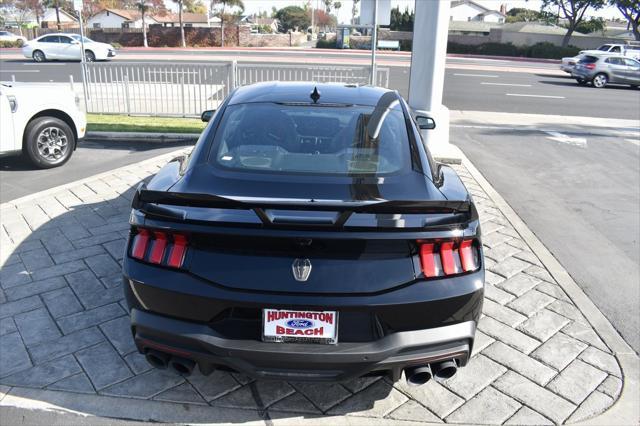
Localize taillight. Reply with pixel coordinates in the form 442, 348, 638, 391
585, 63, 596, 70
418, 239, 479, 278
130, 227, 188, 269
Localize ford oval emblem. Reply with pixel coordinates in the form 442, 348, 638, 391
286, 319, 314, 329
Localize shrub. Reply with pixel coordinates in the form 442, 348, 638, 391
447, 41, 579, 59
110, 42, 122, 49
315, 38, 338, 49
0, 40, 23, 48
525, 42, 579, 59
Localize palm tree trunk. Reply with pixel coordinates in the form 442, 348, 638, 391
220, 4, 226, 47
55, 0, 61, 31
179, 1, 186, 47
142, 11, 148, 47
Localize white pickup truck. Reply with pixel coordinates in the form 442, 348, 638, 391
561, 43, 640, 73
0, 82, 86, 168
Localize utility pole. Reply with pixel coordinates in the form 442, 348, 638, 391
369, 0, 377, 86
74, 0, 89, 113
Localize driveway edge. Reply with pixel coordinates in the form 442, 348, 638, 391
461, 153, 639, 426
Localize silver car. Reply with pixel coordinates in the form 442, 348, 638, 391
572, 55, 640, 88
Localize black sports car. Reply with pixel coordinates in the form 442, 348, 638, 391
123, 82, 484, 386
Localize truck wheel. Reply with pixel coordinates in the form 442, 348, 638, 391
592, 73, 608, 88
32, 50, 46, 62
23, 117, 75, 169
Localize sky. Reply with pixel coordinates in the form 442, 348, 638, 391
171, 1, 625, 24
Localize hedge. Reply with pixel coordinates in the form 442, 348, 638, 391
0, 40, 24, 48
316, 38, 580, 60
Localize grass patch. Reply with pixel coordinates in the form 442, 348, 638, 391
87, 114, 206, 134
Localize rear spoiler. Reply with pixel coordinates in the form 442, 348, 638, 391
132, 186, 472, 216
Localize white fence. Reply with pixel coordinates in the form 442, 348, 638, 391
81, 61, 390, 117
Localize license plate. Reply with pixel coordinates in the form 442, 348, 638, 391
262, 309, 338, 344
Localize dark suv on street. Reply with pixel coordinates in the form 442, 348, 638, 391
122, 82, 484, 385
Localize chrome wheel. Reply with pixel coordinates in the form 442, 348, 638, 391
36, 126, 69, 163
592, 73, 608, 88
33, 50, 45, 62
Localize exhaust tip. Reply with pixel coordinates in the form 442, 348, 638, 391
169, 356, 195, 376
432, 360, 458, 383
145, 349, 170, 369
405, 365, 432, 386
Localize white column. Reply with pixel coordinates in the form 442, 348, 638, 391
408, 0, 458, 162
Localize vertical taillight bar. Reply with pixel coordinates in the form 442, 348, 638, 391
440, 241, 457, 275
419, 243, 438, 278
131, 229, 150, 260
459, 240, 478, 272
167, 234, 188, 268
148, 231, 168, 264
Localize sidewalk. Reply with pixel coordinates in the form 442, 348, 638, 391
0, 150, 637, 425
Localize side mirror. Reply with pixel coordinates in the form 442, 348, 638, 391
415, 115, 436, 130
71, 40, 80, 45
201, 109, 215, 122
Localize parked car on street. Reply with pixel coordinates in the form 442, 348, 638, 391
21, 33, 116, 62
561, 43, 640, 74
122, 82, 485, 386
572, 55, 640, 88
0, 82, 86, 168
0, 30, 27, 46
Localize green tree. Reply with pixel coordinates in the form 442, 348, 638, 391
505, 7, 558, 23
611, 0, 640, 40
574, 16, 606, 33
541, 0, 606, 47
211, 0, 244, 47
275, 5, 310, 32
187, 0, 206, 14
389, 6, 413, 31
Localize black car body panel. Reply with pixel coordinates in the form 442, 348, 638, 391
122, 82, 484, 382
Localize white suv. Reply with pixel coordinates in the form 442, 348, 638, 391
0, 82, 86, 168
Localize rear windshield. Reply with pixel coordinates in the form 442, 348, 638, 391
597, 45, 612, 51
209, 102, 411, 176
579, 56, 599, 63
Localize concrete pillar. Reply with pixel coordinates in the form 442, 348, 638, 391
408, 0, 459, 163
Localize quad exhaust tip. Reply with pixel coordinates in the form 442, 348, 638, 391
405, 359, 458, 386
405, 365, 433, 386
144, 349, 195, 376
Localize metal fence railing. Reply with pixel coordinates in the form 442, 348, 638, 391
81, 61, 391, 117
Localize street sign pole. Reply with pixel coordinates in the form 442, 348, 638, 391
75, 0, 89, 112
369, 0, 378, 86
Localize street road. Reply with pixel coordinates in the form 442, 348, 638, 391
453, 124, 640, 352
1, 49, 638, 119
0, 139, 190, 203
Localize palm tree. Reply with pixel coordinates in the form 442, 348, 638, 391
323, 0, 333, 14
334, 1, 341, 20
136, 1, 151, 48
210, 0, 244, 48
351, 0, 359, 25
171, 0, 186, 48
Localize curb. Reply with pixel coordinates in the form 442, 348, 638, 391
461, 153, 639, 426
84, 131, 199, 144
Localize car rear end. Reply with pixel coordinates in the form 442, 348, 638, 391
572, 55, 601, 81
122, 84, 484, 385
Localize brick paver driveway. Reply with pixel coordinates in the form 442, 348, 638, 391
0, 151, 623, 424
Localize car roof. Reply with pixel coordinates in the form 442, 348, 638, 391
228, 82, 393, 107
38, 33, 78, 37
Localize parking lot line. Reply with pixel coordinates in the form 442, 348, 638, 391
481, 82, 531, 87
453, 73, 499, 78
506, 93, 565, 99
0, 69, 39, 73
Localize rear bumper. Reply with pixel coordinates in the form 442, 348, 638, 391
131, 308, 475, 382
